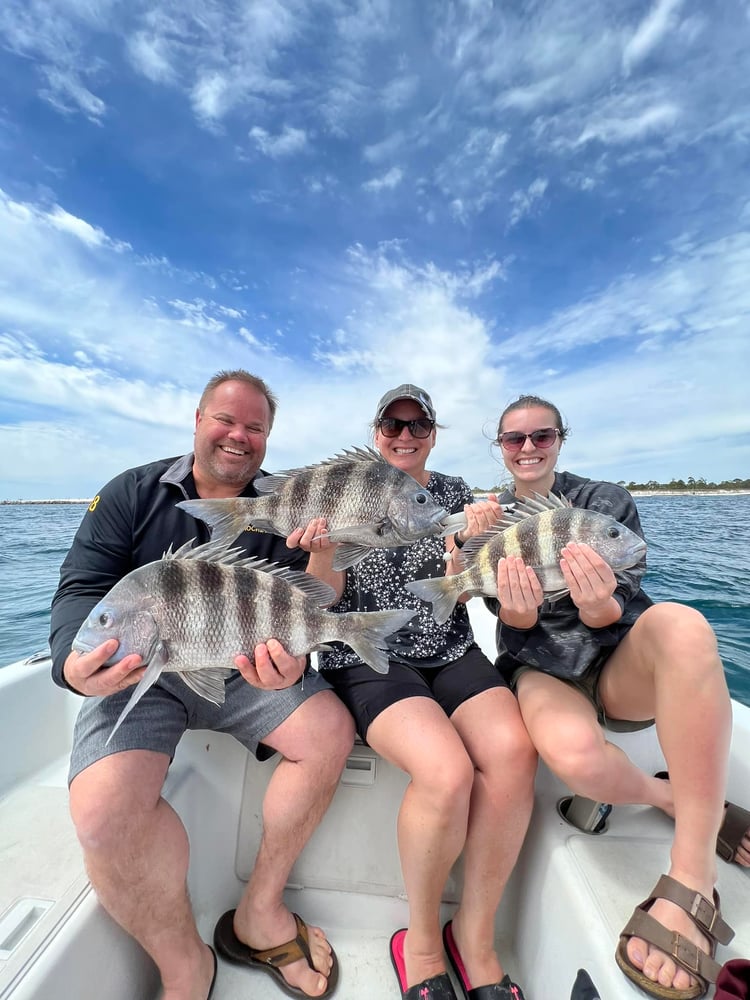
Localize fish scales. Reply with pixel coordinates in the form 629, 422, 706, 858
71, 540, 415, 742
405, 493, 647, 625
176, 447, 455, 570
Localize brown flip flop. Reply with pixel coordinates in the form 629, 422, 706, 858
214, 909, 339, 998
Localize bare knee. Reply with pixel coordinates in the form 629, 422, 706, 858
479, 720, 538, 791
268, 691, 355, 779
537, 726, 607, 790
417, 750, 475, 815
69, 753, 167, 854
634, 603, 722, 679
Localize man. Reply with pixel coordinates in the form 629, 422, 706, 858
50, 370, 353, 1000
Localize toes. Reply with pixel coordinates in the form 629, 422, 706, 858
626, 935, 647, 972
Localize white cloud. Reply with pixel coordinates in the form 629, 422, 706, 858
362, 166, 403, 192
623, 0, 685, 74
577, 101, 680, 146
127, 31, 176, 84
508, 177, 548, 228
249, 124, 309, 158
46, 206, 130, 251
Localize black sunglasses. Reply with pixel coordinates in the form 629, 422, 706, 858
378, 416, 435, 439
497, 427, 561, 452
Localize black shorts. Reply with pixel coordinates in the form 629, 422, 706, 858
320, 644, 510, 743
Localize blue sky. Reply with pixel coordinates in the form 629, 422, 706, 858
1, 0, 749, 500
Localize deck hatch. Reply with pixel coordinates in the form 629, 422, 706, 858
0, 897, 53, 959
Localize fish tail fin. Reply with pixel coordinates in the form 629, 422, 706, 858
340, 608, 415, 674
176, 498, 253, 546
105, 659, 164, 746
404, 577, 460, 625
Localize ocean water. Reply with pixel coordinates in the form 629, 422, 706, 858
0, 496, 748, 707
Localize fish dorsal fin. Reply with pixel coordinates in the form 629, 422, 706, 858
224, 555, 338, 607
515, 490, 571, 513
162, 538, 252, 565
460, 525, 507, 564
493, 491, 571, 526
160, 540, 337, 606
458, 492, 571, 564
254, 446, 387, 494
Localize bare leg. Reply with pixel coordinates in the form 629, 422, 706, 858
367, 697, 475, 989
233, 691, 355, 998
70, 750, 216, 1000
519, 603, 732, 994
600, 604, 731, 993
449, 688, 537, 987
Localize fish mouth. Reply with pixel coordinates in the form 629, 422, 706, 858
437, 511, 468, 536
614, 539, 648, 569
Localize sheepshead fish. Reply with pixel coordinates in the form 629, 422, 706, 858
406, 492, 647, 625
177, 447, 463, 571
72, 539, 414, 743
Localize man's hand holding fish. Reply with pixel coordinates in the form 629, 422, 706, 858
50, 370, 352, 1000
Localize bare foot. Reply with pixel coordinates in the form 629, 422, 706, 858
625, 874, 718, 995
724, 809, 750, 866
449, 915, 504, 988
235, 905, 334, 997
401, 926, 448, 988
735, 831, 750, 867
162, 941, 215, 1000
654, 774, 750, 867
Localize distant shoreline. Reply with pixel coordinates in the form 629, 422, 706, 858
0, 499, 92, 505
628, 490, 750, 497
4, 491, 750, 505
472, 489, 750, 500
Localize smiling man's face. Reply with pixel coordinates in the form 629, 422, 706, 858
192, 380, 271, 497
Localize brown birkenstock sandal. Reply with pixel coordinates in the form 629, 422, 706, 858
716, 801, 750, 866
654, 771, 750, 868
615, 873, 735, 999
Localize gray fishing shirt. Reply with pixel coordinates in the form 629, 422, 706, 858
318, 472, 476, 669
488, 471, 653, 681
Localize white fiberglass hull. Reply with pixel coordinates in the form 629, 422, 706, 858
1, 603, 748, 1000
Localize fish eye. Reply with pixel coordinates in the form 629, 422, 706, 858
415, 492, 428, 505
98, 611, 112, 627
607, 526, 620, 538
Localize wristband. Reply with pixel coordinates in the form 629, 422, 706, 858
453, 533, 465, 549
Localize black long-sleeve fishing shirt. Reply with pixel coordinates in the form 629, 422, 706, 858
487, 470, 654, 681
49, 453, 306, 690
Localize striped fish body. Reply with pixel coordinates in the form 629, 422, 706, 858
177, 447, 452, 570
72, 540, 414, 742
406, 493, 647, 624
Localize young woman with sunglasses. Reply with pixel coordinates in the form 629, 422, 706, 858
294, 384, 536, 1000
486, 394, 747, 1000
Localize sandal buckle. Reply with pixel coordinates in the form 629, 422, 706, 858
672, 932, 701, 974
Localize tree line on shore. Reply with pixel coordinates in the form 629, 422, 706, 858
473, 476, 750, 495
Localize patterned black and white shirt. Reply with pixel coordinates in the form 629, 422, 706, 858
318, 471, 476, 670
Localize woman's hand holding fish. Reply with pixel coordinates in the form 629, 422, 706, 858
559, 542, 622, 628
289, 518, 347, 604
287, 517, 334, 553
461, 496, 504, 539
234, 640, 308, 690
63, 641, 146, 697
496, 556, 544, 629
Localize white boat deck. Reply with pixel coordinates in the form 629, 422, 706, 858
1, 604, 748, 1000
